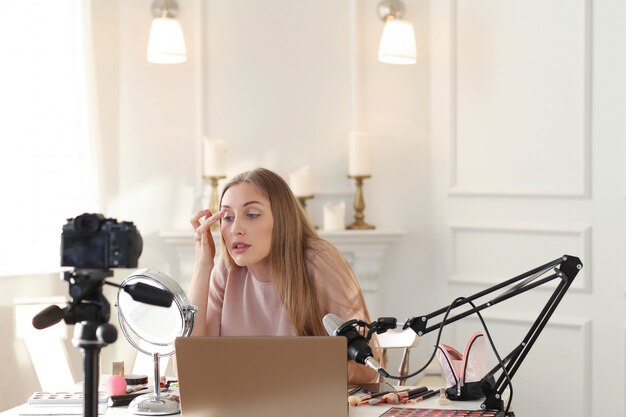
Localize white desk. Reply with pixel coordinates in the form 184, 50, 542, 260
0, 396, 486, 417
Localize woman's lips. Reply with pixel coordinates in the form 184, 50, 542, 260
231, 242, 251, 254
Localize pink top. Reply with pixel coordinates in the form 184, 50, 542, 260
205, 238, 369, 336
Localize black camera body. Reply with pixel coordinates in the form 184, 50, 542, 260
61, 213, 143, 269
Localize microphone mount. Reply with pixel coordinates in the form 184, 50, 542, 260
336, 317, 399, 342
353, 254, 582, 414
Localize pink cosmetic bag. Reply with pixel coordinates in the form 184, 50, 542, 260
435, 332, 495, 400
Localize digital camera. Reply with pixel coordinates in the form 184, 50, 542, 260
61, 213, 143, 269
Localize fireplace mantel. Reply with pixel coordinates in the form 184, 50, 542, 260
158, 229, 406, 316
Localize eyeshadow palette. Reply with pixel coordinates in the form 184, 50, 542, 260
27, 391, 108, 405
378, 407, 505, 417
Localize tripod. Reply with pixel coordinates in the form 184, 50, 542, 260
33, 268, 175, 417
62, 269, 118, 417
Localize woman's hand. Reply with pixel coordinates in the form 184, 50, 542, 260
190, 208, 226, 267
187, 208, 225, 337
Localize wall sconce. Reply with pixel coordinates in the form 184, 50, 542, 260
147, 0, 187, 64
377, 0, 416, 65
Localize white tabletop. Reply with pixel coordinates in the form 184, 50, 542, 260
0, 382, 490, 417
0, 396, 486, 417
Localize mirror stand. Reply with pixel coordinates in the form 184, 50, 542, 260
116, 269, 197, 416
127, 352, 179, 416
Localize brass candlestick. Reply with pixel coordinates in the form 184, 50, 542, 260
347, 175, 375, 230
204, 175, 226, 230
296, 195, 314, 210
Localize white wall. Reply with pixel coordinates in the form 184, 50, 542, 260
2, 0, 625, 415
429, 1, 625, 416
104, 0, 435, 376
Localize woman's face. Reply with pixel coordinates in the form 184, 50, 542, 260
220, 182, 274, 269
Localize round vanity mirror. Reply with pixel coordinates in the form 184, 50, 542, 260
117, 269, 196, 415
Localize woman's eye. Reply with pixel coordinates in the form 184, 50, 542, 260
223, 215, 234, 222
247, 213, 260, 219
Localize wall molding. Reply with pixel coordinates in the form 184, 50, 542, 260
448, 0, 592, 198
623, 325, 626, 414
447, 223, 591, 292
463, 313, 592, 417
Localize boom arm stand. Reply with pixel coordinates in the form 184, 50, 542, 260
397, 255, 582, 412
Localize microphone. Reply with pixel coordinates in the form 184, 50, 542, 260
323, 313, 389, 377
32, 305, 65, 330
122, 282, 173, 308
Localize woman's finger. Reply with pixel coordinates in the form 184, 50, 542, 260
196, 208, 226, 235
190, 209, 212, 229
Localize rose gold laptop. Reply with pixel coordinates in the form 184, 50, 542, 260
174, 336, 348, 417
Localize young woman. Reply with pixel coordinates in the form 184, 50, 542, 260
188, 167, 378, 384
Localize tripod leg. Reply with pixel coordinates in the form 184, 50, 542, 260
82, 345, 101, 417
74, 323, 103, 417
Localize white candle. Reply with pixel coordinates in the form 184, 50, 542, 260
348, 131, 371, 176
323, 201, 346, 231
203, 138, 228, 177
289, 166, 313, 197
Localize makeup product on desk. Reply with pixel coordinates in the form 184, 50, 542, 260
108, 389, 150, 407
350, 388, 412, 406
124, 374, 148, 394
368, 397, 384, 405
125, 384, 148, 394
28, 392, 108, 406
106, 376, 126, 396
27, 392, 109, 415
405, 387, 429, 398
379, 408, 501, 417
107, 375, 163, 407
382, 387, 428, 404
348, 396, 361, 407
357, 389, 404, 406
437, 387, 452, 405
106, 361, 127, 396
403, 389, 438, 404
124, 374, 148, 386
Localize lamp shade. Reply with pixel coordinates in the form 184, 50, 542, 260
147, 17, 187, 64
377, 18, 416, 65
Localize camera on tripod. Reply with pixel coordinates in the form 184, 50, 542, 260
61, 213, 143, 269
33, 213, 175, 417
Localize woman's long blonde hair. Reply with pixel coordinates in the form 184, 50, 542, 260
219, 168, 367, 336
